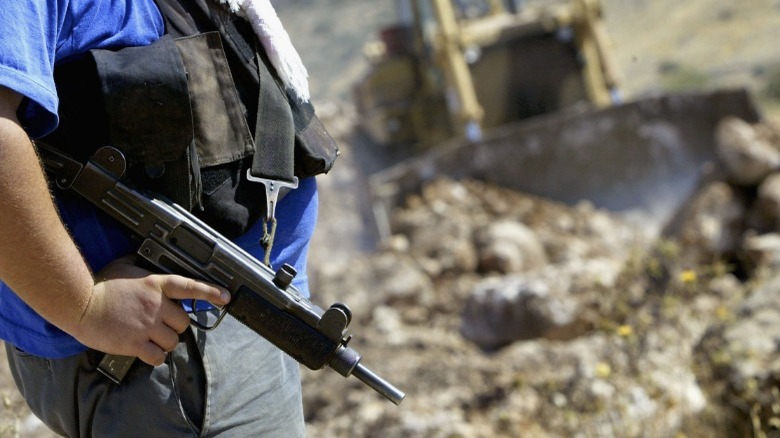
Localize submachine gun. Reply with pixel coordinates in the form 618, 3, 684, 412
39, 144, 405, 405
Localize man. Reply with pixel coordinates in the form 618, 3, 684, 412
0, 0, 327, 436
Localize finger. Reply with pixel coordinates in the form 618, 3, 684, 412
160, 299, 192, 334
156, 275, 230, 306
98, 255, 149, 279
137, 341, 167, 367
150, 326, 180, 354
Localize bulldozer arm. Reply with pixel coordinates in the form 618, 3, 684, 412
370, 89, 761, 236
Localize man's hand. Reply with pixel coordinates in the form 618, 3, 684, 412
72, 257, 230, 366
0, 86, 228, 366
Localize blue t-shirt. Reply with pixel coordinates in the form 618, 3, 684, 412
0, 0, 318, 358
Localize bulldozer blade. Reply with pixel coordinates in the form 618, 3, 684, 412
370, 89, 760, 236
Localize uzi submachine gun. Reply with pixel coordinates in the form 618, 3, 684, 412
39, 144, 405, 405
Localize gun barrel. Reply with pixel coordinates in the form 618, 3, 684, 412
351, 363, 406, 405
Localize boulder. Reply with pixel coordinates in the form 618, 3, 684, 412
747, 172, 780, 233
715, 116, 780, 186
675, 181, 746, 263
474, 220, 548, 274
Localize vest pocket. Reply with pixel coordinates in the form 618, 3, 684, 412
92, 34, 194, 170
90, 34, 198, 209
174, 32, 254, 167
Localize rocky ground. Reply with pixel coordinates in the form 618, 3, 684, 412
300, 110, 780, 436
4, 1, 780, 437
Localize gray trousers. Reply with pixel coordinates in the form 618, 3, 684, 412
5, 313, 305, 437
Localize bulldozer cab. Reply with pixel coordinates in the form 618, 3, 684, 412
353, 0, 622, 148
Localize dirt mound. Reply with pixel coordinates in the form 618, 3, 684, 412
303, 117, 780, 436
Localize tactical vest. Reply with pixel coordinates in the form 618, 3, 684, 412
39, 0, 338, 239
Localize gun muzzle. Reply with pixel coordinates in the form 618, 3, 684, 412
351, 362, 406, 405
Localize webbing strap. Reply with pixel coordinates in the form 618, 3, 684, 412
203, 2, 298, 265
251, 47, 296, 184
248, 43, 297, 265
207, 4, 295, 185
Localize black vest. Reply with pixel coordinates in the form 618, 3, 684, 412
40, 0, 338, 238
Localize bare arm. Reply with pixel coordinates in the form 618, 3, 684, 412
0, 86, 229, 365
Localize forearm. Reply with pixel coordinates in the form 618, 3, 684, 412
0, 88, 93, 333
0, 87, 229, 365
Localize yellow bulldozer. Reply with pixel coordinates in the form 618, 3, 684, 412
354, 0, 622, 148
355, 0, 761, 237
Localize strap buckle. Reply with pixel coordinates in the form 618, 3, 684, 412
246, 170, 299, 222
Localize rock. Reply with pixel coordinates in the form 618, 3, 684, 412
727, 275, 780, 386
696, 272, 780, 436
675, 181, 746, 263
715, 116, 780, 186
371, 252, 436, 308
474, 220, 548, 273
746, 171, 780, 233
741, 232, 780, 277
460, 273, 580, 349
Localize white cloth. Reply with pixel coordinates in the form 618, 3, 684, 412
218, 0, 310, 102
